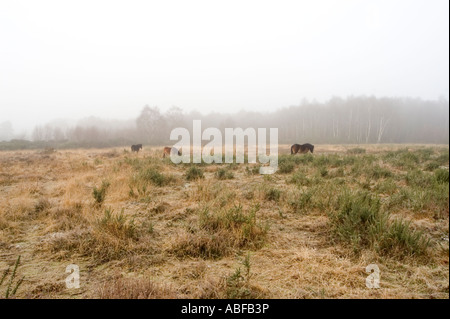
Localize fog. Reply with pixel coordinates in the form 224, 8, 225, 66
0, 0, 449, 141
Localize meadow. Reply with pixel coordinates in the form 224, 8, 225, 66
0, 144, 448, 298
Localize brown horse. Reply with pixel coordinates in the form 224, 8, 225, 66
163, 146, 181, 158
291, 143, 314, 154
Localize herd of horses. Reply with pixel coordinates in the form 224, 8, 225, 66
131, 143, 314, 156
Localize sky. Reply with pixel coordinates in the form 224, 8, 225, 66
0, 0, 449, 133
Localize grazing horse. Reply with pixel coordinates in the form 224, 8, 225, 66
131, 144, 143, 153
291, 143, 314, 155
163, 146, 181, 158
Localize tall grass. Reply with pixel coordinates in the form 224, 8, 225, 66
92, 180, 110, 206
1, 256, 24, 299
329, 191, 430, 257
185, 166, 205, 181
172, 205, 268, 259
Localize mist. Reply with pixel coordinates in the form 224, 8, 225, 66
0, 0, 449, 143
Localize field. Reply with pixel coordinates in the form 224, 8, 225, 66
0, 144, 448, 299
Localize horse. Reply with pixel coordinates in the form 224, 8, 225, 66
131, 144, 143, 153
291, 143, 314, 155
163, 146, 181, 158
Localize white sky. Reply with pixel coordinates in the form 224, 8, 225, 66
0, 0, 449, 132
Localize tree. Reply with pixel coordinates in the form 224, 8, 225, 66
136, 105, 166, 144
0, 121, 13, 141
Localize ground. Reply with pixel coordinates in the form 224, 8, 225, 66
0, 144, 448, 299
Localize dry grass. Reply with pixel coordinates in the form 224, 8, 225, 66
0, 144, 448, 299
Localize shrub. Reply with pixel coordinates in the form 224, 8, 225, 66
225, 254, 264, 299
278, 161, 295, 174
245, 166, 260, 175
379, 219, 430, 256
435, 168, 449, 184
373, 179, 397, 195
96, 208, 138, 240
141, 168, 176, 186
367, 165, 392, 180
265, 188, 281, 202
93, 180, 110, 206
405, 170, 433, 187
289, 189, 315, 214
435, 151, 449, 166
329, 191, 429, 257
185, 166, 204, 181
330, 191, 385, 250
289, 171, 313, 186
425, 162, 440, 171
172, 205, 268, 259
216, 168, 234, 180
319, 167, 328, 178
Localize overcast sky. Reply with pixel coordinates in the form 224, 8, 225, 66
0, 0, 449, 133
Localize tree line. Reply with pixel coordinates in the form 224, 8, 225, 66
1, 96, 448, 149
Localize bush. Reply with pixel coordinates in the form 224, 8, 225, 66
435, 168, 449, 184
225, 254, 265, 299
278, 161, 295, 174
245, 166, 260, 175
289, 189, 315, 214
329, 191, 429, 257
405, 170, 433, 187
425, 162, 440, 171
330, 191, 385, 250
265, 188, 281, 202
96, 208, 138, 240
215, 168, 234, 180
379, 220, 430, 256
289, 172, 313, 186
93, 180, 110, 206
368, 165, 393, 180
141, 168, 176, 187
172, 205, 268, 259
185, 166, 204, 181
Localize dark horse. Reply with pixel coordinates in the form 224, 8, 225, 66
131, 144, 143, 153
163, 146, 181, 158
291, 143, 314, 154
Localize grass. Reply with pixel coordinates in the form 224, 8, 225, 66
0, 256, 24, 299
435, 168, 449, 184
92, 180, 110, 206
264, 187, 281, 202
215, 168, 234, 180
329, 191, 430, 257
347, 147, 366, 154
185, 166, 205, 181
96, 208, 138, 241
97, 276, 177, 299
172, 205, 268, 259
225, 254, 265, 299
0, 144, 448, 299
